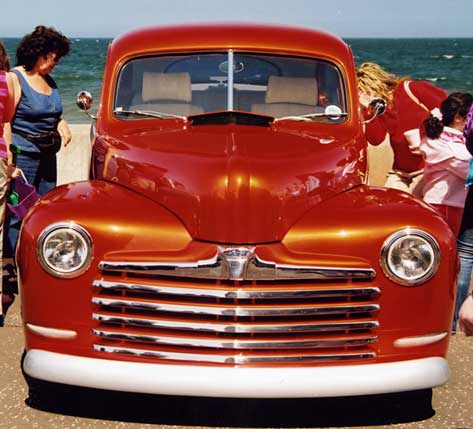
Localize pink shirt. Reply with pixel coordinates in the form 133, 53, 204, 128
0, 71, 8, 158
420, 126, 470, 208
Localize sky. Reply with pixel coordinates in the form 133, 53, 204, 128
2, 0, 473, 38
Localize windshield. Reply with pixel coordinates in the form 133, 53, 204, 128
114, 51, 347, 122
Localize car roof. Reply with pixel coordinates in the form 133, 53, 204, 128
108, 23, 352, 65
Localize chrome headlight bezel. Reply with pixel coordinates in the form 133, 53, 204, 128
380, 228, 440, 286
37, 222, 93, 278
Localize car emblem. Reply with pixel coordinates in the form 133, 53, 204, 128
219, 246, 255, 280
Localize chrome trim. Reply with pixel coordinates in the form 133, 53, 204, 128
92, 329, 378, 349
93, 280, 380, 300
247, 256, 376, 280
93, 344, 376, 363
37, 222, 94, 278
92, 297, 380, 317
27, 323, 77, 339
99, 253, 376, 281
394, 332, 448, 348
380, 228, 440, 286
93, 313, 380, 333
99, 254, 225, 278
218, 246, 255, 280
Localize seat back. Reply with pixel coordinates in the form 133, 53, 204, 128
132, 72, 203, 115
251, 76, 321, 117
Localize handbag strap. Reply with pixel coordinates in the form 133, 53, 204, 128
403, 81, 430, 112
19, 170, 28, 184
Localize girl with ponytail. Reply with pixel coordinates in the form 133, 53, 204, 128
421, 92, 473, 332
421, 92, 473, 237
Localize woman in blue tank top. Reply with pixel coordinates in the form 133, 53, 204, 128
4, 26, 71, 261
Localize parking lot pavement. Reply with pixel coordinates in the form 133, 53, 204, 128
2, 290, 473, 429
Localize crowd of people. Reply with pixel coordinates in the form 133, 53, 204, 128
358, 62, 473, 334
1, 29, 473, 333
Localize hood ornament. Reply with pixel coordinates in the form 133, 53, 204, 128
219, 246, 255, 280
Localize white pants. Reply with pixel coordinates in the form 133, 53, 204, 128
384, 169, 424, 198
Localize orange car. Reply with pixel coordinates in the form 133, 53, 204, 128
19, 23, 457, 398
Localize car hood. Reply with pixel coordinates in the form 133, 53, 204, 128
96, 123, 365, 243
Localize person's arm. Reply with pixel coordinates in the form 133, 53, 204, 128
4, 72, 16, 123
445, 158, 471, 179
4, 72, 22, 178
58, 118, 72, 146
3, 123, 20, 179
363, 113, 388, 145
358, 91, 388, 145
3, 122, 11, 163
459, 293, 473, 336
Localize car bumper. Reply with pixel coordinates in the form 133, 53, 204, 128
23, 350, 449, 398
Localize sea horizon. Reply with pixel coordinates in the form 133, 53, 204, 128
2, 37, 473, 123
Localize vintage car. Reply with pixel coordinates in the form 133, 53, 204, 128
19, 23, 457, 399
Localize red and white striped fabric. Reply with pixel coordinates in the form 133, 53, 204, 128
0, 71, 9, 158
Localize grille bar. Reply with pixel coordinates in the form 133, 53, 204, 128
93, 313, 380, 333
98, 255, 376, 281
92, 328, 378, 349
93, 280, 380, 300
93, 344, 377, 363
92, 297, 380, 317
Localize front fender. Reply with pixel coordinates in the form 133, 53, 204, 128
17, 180, 195, 337
283, 185, 458, 336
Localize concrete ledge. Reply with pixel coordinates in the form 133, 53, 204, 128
57, 123, 93, 186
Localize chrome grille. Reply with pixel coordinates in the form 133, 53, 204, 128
92, 258, 380, 365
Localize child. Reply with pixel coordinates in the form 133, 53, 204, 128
421, 92, 473, 237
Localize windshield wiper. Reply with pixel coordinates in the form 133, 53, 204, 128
114, 109, 186, 120
275, 112, 348, 122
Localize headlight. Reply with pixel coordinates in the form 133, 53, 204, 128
37, 222, 93, 278
380, 229, 440, 286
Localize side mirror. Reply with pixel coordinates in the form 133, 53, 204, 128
76, 91, 96, 119
363, 98, 387, 124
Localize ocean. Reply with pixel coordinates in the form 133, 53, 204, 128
2, 37, 473, 123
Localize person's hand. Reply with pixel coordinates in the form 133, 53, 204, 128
7, 165, 21, 179
459, 294, 473, 335
58, 119, 72, 147
359, 92, 374, 109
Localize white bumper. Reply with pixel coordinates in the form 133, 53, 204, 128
23, 350, 449, 398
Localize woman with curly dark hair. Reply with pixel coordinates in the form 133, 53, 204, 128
4, 25, 71, 264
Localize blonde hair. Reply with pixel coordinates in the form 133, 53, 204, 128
356, 62, 407, 104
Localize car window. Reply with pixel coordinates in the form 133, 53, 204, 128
114, 52, 346, 121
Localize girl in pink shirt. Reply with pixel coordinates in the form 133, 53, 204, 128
421, 92, 473, 236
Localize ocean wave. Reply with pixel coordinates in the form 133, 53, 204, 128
431, 54, 458, 60
426, 77, 447, 82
